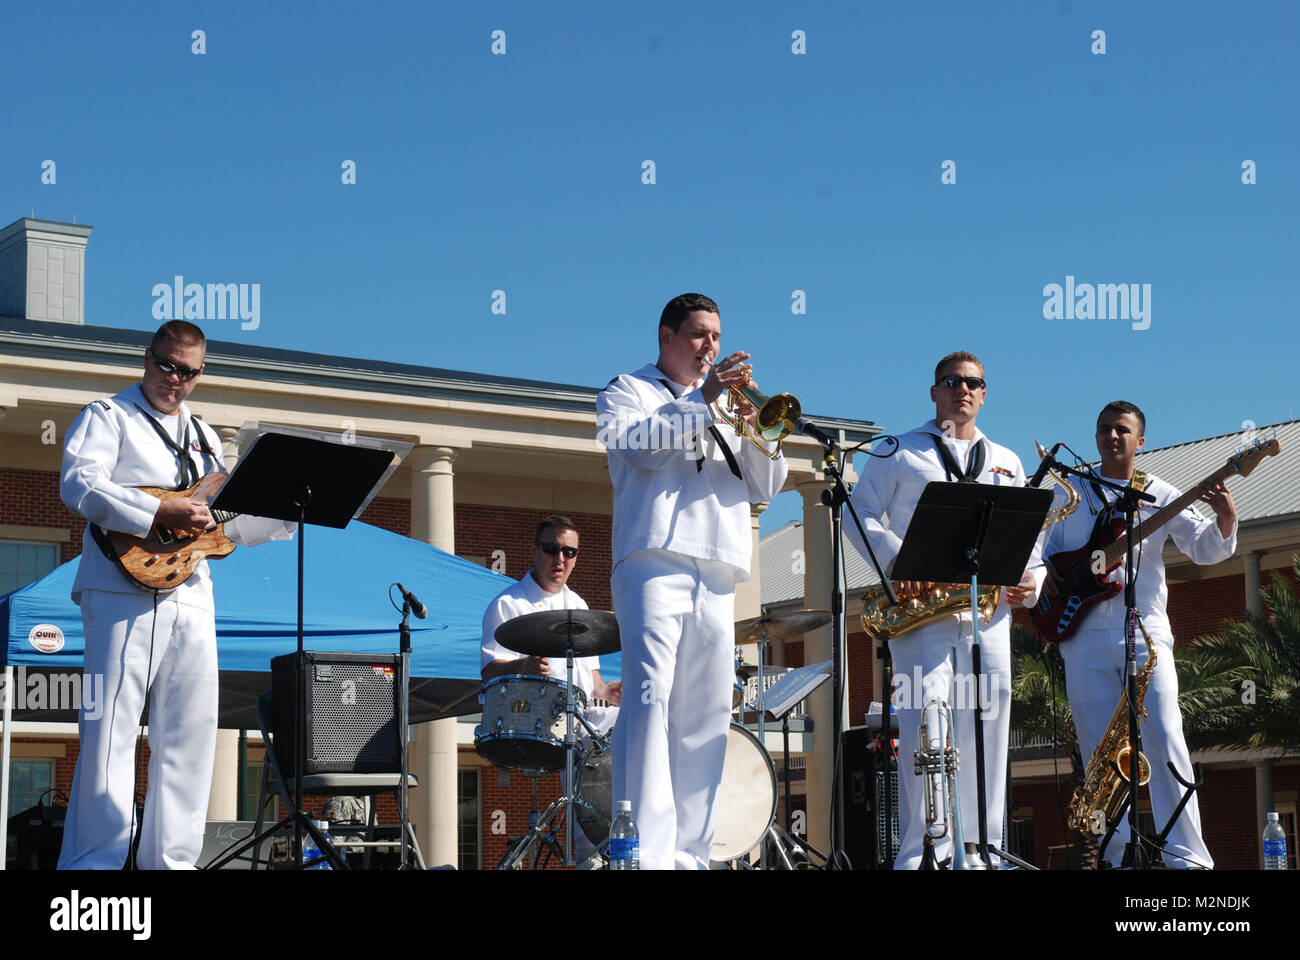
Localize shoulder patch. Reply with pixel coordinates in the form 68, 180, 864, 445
84, 399, 111, 412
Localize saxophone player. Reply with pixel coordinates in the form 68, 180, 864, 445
1042, 401, 1236, 868
845, 351, 1043, 869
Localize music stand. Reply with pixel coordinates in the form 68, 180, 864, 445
892, 481, 1050, 869
211, 426, 406, 869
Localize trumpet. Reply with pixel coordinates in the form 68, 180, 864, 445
715, 369, 801, 460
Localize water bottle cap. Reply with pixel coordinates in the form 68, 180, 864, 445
616, 800, 632, 813
1267, 811, 1280, 822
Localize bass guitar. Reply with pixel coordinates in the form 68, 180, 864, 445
1031, 438, 1280, 643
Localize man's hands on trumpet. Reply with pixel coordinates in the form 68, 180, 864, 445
702, 350, 757, 425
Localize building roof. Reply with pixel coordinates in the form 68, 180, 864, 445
759, 419, 1300, 606
0, 315, 879, 439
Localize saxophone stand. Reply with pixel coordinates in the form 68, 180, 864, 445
892, 482, 1051, 869
208, 427, 405, 870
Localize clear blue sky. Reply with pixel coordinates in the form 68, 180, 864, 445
5, 1, 1296, 531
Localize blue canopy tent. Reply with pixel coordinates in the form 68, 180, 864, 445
2, 520, 619, 728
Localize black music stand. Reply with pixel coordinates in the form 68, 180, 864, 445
892, 481, 1051, 869
211, 430, 399, 869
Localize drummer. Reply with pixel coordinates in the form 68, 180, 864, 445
481, 516, 622, 738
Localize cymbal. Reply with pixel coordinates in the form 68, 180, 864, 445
494, 609, 621, 659
734, 609, 832, 646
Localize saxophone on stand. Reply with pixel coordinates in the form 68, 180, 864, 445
1069, 628, 1158, 838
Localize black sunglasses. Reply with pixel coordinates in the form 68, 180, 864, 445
936, 374, 985, 390
536, 542, 579, 559
150, 349, 204, 381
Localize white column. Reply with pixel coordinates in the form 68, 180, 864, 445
207, 729, 239, 822
1244, 550, 1266, 617
799, 478, 834, 854
216, 426, 240, 472
200, 426, 243, 828
408, 445, 460, 867
1255, 760, 1274, 869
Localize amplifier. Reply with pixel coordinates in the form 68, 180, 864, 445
270, 651, 404, 775
841, 725, 900, 870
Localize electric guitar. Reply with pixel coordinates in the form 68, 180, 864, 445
91, 473, 239, 591
1031, 438, 1280, 643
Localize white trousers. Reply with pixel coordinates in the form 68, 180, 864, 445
59, 589, 219, 870
611, 550, 737, 870
890, 613, 1011, 869
1061, 623, 1212, 868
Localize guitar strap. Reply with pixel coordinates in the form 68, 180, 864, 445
134, 403, 199, 490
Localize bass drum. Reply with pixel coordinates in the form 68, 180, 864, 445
574, 722, 778, 862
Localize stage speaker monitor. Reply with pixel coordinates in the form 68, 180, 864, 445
270, 651, 403, 775
840, 726, 899, 870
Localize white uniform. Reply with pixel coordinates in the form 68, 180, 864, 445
597, 363, 787, 869
58, 383, 294, 869
1042, 469, 1236, 868
479, 574, 615, 736
845, 419, 1041, 869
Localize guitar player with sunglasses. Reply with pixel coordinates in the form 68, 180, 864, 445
58, 320, 295, 869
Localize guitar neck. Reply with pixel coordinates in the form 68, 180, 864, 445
210, 509, 239, 525
1101, 465, 1231, 567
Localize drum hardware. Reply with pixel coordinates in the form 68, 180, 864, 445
489, 608, 620, 869
733, 609, 830, 868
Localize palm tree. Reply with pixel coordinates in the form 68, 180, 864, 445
1009, 625, 1097, 869
1178, 556, 1300, 753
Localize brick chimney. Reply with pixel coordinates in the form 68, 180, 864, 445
0, 217, 94, 324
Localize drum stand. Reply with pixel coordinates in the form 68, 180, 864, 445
497, 715, 609, 870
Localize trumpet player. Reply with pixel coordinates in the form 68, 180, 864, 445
596, 292, 787, 869
845, 351, 1044, 868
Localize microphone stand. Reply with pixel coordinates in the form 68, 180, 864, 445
808, 426, 898, 868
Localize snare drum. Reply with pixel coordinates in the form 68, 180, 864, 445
574, 722, 778, 862
475, 675, 586, 772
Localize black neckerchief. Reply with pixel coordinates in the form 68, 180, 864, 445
134, 403, 210, 490
932, 433, 986, 482
657, 377, 743, 480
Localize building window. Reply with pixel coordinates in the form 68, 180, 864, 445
7, 758, 56, 815
0, 541, 60, 595
1008, 809, 1035, 864
458, 767, 480, 870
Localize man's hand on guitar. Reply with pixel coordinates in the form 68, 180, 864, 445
1197, 480, 1237, 538
155, 497, 214, 538
1003, 569, 1040, 607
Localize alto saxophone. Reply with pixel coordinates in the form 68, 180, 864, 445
1068, 640, 1158, 837
859, 440, 1081, 642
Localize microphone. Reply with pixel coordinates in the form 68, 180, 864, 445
795, 416, 836, 449
1030, 443, 1062, 488
396, 583, 428, 619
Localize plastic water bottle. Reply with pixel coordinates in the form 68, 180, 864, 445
1263, 812, 1288, 870
608, 800, 639, 870
302, 820, 334, 870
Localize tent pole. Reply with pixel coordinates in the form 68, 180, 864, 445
1, 665, 13, 870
